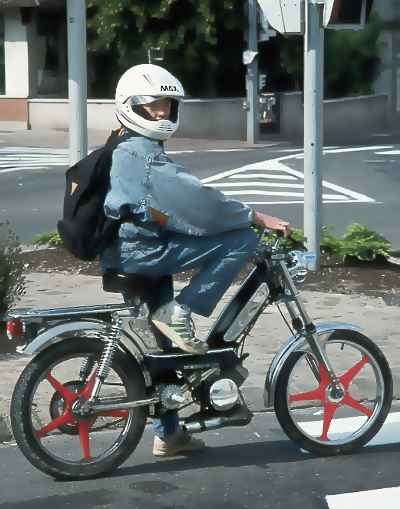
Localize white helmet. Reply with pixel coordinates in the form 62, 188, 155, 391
115, 64, 185, 141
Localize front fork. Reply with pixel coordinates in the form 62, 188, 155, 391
279, 261, 343, 395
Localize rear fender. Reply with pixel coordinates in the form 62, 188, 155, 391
19, 319, 152, 386
263, 321, 363, 408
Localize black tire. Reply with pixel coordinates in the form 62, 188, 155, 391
11, 337, 147, 479
274, 330, 393, 455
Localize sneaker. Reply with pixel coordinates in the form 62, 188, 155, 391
151, 301, 209, 355
153, 430, 206, 457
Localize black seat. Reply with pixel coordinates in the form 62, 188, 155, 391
102, 271, 173, 313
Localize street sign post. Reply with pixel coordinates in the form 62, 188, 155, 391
245, 0, 260, 144
257, 0, 374, 270
67, 0, 88, 167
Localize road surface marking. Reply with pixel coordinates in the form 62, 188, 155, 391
326, 487, 400, 509
202, 155, 375, 204
299, 411, 400, 447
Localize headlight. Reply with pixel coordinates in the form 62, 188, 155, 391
287, 251, 316, 283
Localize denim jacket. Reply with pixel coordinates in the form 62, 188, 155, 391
100, 131, 253, 270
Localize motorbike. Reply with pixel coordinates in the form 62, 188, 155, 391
7, 233, 393, 480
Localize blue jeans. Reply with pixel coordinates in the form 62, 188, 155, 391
148, 227, 259, 438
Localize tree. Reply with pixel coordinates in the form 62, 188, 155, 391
87, 0, 245, 98
266, 12, 382, 98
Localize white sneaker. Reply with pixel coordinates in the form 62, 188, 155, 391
151, 301, 209, 355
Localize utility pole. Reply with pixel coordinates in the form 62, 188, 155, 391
67, 0, 88, 166
303, 0, 324, 270
246, 0, 259, 144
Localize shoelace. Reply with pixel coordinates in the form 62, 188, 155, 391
178, 309, 203, 344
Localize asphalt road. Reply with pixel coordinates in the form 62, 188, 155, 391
0, 139, 399, 247
1, 410, 400, 509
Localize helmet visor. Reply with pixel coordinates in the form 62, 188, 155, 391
130, 97, 180, 123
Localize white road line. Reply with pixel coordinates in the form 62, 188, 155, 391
0, 162, 66, 167
221, 190, 348, 200
375, 150, 400, 155
266, 160, 376, 203
300, 411, 400, 447
0, 166, 48, 174
202, 155, 375, 204
242, 200, 374, 205
212, 181, 305, 189
229, 173, 297, 180
326, 487, 400, 509
321, 145, 392, 154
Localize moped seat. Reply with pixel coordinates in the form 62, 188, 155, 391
102, 271, 173, 313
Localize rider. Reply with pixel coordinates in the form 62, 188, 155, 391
100, 63, 291, 457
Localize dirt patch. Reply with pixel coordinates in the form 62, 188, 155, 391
20, 247, 400, 303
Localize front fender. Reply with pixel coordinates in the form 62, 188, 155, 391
263, 321, 363, 408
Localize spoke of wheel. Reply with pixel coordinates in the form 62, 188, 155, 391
35, 413, 74, 439
289, 363, 330, 402
290, 387, 323, 402
78, 420, 92, 460
340, 356, 369, 389
79, 370, 98, 400
46, 373, 75, 404
96, 410, 129, 419
320, 402, 338, 441
342, 393, 373, 417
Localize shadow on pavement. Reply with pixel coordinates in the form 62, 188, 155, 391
114, 439, 307, 479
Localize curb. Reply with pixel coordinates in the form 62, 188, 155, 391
0, 413, 12, 443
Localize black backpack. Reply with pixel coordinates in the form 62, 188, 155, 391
57, 130, 129, 261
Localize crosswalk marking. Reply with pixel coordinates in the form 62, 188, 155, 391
326, 487, 400, 509
0, 147, 69, 173
202, 156, 376, 205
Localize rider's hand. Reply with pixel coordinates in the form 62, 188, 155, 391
252, 210, 291, 238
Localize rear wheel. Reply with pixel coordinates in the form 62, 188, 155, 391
11, 338, 147, 479
274, 330, 392, 455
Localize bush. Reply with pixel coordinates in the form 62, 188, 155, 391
32, 231, 63, 247
259, 223, 392, 263
0, 222, 26, 318
340, 223, 391, 262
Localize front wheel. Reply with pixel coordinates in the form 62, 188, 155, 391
274, 330, 392, 455
11, 338, 147, 479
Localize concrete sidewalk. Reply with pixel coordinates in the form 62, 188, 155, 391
0, 127, 287, 151
0, 272, 399, 442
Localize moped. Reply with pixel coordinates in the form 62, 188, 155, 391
7, 234, 392, 479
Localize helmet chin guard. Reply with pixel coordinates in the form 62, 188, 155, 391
115, 64, 185, 141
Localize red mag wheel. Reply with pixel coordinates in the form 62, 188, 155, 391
274, 330, 393, 455
10, 338, 147, 479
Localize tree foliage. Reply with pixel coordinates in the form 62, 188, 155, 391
87, 0, 245, 97
274, 13, 383, 98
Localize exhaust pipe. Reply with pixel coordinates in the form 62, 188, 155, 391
181, 404, 253, 434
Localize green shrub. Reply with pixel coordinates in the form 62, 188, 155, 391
0, 222, 26, 318
32, 231, 63, 247
320, 225, 343, 255
340, 223, 391, 262
259, 223, 392, 262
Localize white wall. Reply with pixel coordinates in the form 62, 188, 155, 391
28, 94, 388, 142
3, 8, 29, 97
279, 92, 388, 143
28, 98, 246, 139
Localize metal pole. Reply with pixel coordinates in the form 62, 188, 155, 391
67, 0, 88, 166
303, 0, 324, 270
246, 0, 259, 144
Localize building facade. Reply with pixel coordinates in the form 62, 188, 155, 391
0, 0, 399, 129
